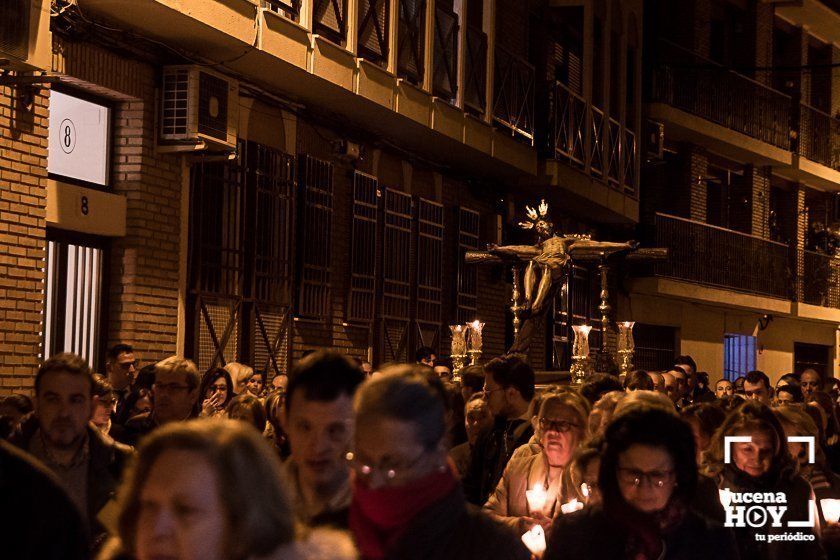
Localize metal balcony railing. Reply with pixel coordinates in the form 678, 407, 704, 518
550, 81, 638, 195
463, 24, 487, 115
651, 39, 792, 150
797, 102, 840, 172
397, 0, 426, 84
432, 5, 459, 100
493, 45, 535, 143
800, 250, 840, 309
653, 213, 792, 299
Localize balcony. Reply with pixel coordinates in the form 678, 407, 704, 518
796, 102, 840, 172
800, 250, 840, 310
493, 45, 536, 144
651, 213, 792, 300
550, 81, 637, 196
463, 24, 487, 115
432, 5, 459, 101
648, 40, 792, 166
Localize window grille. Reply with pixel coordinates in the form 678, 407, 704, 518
297, 155, 333, 318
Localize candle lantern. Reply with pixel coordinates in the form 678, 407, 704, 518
617, 321, 635, 377
450, 324, 468, 381
467, 320, 485, 366
570, 325, 592, 385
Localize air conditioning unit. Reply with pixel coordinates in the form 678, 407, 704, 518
159, 66, 239, 153
645, 119, 665, 161
0, 0, 52, 72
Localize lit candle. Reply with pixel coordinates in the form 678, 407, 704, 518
821, 499, 840, 524
571, 325, 592, 358
526, 483, 548, 513
450, 324, 466, 356
719, 488, 732, 509
580, 483, 590, 499
618, 321, 635, 352
560, 498, 583, 514
521, 525, 547, 556
468, 320, 485, 353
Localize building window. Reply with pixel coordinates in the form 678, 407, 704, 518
633, 324, 677, 372
724, 334, 756, 381
794, 342, 830, 378
187, 141, 295, 375
416, 198, 444, 348
43, 236, 106, 369
457, 207, 480, 323
348, 172, 380, 324
264, 0, 300, 21
358, 0, 390, 64
297, 155, 334, 319
313, 0, 348, 45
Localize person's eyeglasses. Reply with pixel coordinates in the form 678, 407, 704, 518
617, 468, 674, 488
539, 418, 579, 433
118, 360, 139, 370
482, 386, 504, 396
345, 450, 427, 483
153, 382, 191, 393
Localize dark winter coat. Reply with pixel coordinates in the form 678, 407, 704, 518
462, 415, 533, 505
545, 505, 740, 560
0, 439, 90, 560
380, 485, 531, 560
11, 414, 133, 549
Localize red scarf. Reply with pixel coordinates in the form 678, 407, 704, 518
350, 463, 458, 560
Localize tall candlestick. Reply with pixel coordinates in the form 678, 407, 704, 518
450, 324, 468, 379
571, 325, 592, 385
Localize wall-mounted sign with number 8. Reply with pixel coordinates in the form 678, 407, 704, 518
60, 118, 77, 154
81, 196, 89, 216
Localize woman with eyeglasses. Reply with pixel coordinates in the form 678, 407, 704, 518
545, 408, 739, 560
348, 371, 530, 560
198, 368, 234, 418
484, 389, 590, 533
703, 400, 824, 560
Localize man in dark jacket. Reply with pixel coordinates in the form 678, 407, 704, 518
11, 352, 133, 549
463, 355, 535, 505
0, 439, 90, 560
118, 356, 201, 447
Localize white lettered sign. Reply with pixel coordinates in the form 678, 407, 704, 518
48, 90, 110, 186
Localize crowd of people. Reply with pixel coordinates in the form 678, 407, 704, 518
3, 344, 840, 559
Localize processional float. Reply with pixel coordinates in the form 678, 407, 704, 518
453, 200, 667, 384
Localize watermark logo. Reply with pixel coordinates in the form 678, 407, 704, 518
721, 435, 816, 534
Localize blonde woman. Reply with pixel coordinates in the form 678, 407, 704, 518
484, 390, 590, 533
100, 419, 356, 560
224, 362, 255, 396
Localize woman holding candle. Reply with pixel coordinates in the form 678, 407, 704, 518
348, 370, 529, 560
775, 406, 840, 531
545, 408, 739, 560
484, 390, 590, 533
703, 401, 824, 560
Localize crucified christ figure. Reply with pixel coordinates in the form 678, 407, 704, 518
467, 200, 638, 354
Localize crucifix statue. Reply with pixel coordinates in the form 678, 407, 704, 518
465, 200, 666, 364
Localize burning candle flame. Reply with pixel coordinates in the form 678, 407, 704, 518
561, 498, 583, 514
521, 525, 546, 555
821, 498, 840, 524
526, 483, 548, 514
